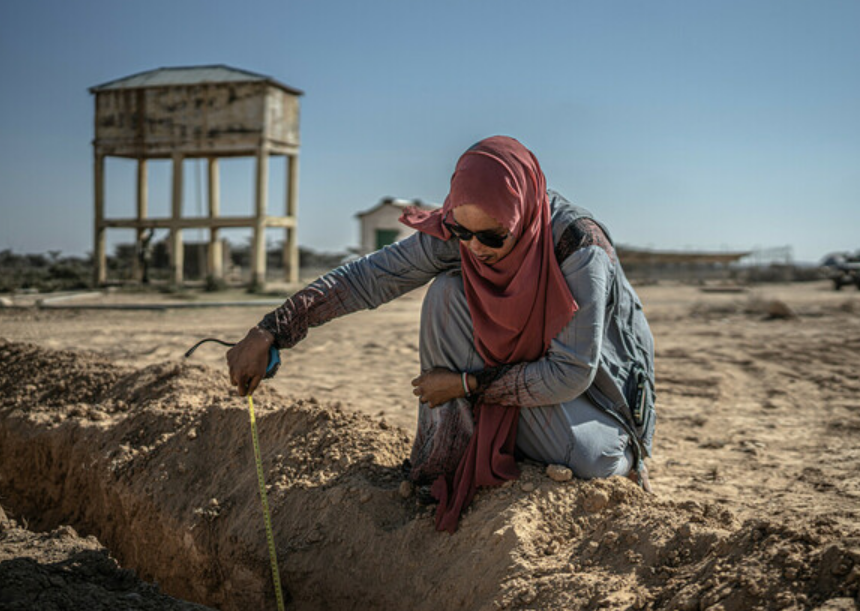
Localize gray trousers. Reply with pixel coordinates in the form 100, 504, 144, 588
411, 271, 633, 483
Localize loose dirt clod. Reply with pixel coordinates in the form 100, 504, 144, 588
764, 299, 798, 319
398, 480, 414, 498
546, 464, 572, 482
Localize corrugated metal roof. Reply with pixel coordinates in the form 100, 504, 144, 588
90, 64, 303, 95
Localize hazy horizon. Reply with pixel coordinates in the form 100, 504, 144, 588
1, 0, 858, 265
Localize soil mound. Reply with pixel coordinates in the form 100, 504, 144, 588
1, 340, 859, 610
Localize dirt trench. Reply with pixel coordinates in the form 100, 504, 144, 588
0, 341, 424, 610
1, 340, 859, 611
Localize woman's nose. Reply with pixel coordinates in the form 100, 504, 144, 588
466, 237, 487, 255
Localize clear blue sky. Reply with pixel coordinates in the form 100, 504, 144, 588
1, 0, 858, 264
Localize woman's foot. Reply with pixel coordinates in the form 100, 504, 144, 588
627, 462, 653, 493
415, 485, 438, 506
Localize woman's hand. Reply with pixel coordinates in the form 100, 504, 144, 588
227, 327, 275, 396
411, 367, 469, 408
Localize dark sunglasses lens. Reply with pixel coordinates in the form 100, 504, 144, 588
445, 220, 507, 249
446, 223, 470, 240
476, 233, 506, 248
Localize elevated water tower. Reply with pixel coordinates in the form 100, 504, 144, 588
90, 65, 303, 286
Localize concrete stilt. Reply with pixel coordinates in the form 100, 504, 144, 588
170, 153, 184, 285
207, 158, 223, 280
93, 152, 107, 286
252, 145, 269, 288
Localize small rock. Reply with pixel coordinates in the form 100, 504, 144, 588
675, 596, 699, 611
813, 598, 860, 610
765, 299, 797, 319
831, 558, 853, 577
583, 489, 610, 513
398, 480, 413, 499
48, 575, 66, 587
359, 489, 373, 503
186, 427, 198, 440
520, 481, 536, 493
546, 464, 572, 482
327, 488, 345, 506
519, 587, 537, 605
51, 525, 77, 538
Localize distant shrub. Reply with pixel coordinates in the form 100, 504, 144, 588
0, 250, 93, 293
204, 274, 228, 292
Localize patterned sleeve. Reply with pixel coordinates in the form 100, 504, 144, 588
257, 280, 352, 350
475, 218, 616, 407
554, 217, 616, 264
258, 231, 461, 350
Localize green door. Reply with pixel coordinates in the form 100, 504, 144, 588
375, 229, 399, 250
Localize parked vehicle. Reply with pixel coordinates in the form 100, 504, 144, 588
821, 251, 860, 290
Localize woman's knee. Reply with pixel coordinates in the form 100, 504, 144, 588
567, 438, 632, 480
419, 272, 476, 369
423, 271, 467, 318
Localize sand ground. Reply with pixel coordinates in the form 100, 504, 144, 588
1, 280, 859, 610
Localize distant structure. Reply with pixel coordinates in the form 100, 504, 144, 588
353, 202, 755, 283
90, 65, 303, 286
355, 197, 438, 255
617, 246, 752, 282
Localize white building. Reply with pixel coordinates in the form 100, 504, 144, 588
355, 197, 439, 255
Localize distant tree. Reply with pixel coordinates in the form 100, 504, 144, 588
25, 253, 48, 268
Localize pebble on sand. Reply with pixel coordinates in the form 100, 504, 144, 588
583, 489, 610, 513
765, 299, 797, 319
546, 464, 573, 482
398, 480, 413, 498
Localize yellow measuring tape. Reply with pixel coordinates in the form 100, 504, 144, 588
247, 395, 286, 611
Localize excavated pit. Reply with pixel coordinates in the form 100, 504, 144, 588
1, 339, 859, 611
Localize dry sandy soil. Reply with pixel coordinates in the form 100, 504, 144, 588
1, 280, 859, 610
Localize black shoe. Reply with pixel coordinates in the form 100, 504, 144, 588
415, 485, 438, 506
401, 459, 413, 479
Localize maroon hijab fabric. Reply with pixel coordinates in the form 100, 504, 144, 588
401, 136, 579, 532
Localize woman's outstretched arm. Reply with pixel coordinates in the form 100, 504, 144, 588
227, 232, 460, 395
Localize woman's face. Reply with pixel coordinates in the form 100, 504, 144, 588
449, 204, 517, 266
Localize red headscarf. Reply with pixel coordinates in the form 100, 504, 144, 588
401, 136, 579, 532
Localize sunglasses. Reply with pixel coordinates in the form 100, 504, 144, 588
443, 216, 511, 249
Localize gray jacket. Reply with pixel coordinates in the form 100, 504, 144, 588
259, 190, 656, 461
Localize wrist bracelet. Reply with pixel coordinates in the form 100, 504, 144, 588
461, 371, 471, 398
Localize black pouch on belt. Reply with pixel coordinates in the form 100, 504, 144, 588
626, 364, 656, 457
